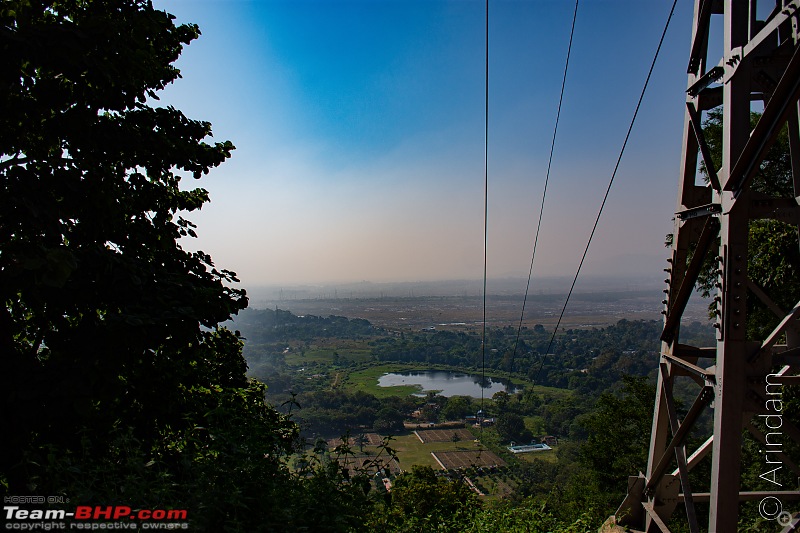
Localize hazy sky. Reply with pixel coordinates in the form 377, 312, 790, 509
155, 0, 700, 288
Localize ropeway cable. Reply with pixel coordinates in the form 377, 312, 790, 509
510, 0, 579, 374
534, 0, 679, 383
480, 0, 489, 426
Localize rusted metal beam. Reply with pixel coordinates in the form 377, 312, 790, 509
661, 217, 719, 343
619, 2, 800, 531
675, 203, 722, 220
758, 298, 800, 355
725, 44, 800, 194
642, 502, 673, 533
688, 0, 714, 74
679, 491, 800, 502
646, 386, 714, 494
660, 363, 700, 533
742, 0, 800, 58
671, 435, 713, 476
749, 196, 800, 223
674, 344, 716, 358
687, 102, 722, 190
661, 352, 714, 382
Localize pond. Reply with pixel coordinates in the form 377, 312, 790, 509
377, 370, 521, 398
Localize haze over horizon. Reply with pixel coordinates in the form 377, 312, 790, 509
155, 0, 702, 287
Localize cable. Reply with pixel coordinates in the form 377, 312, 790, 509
534, 0, 679, 383
480, 0, 489, 426
510, 0, 579, 374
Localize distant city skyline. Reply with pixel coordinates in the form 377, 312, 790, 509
155, 0, 699, 290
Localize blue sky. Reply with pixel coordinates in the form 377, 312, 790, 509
155, 0, 697, 288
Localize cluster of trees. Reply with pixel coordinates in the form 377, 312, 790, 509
0, 2, 382, 530
238, 308, 715, 396
236, 307, 377, 344
232, 308, 718, 441
290, 390, 406, 436
358, 378, 658, 531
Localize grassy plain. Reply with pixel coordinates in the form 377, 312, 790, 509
386, 431, 487, 470
251, 281, 714, 331
343, 364, 423, 397
516, 448, 558, 463
284, 339, 373, 366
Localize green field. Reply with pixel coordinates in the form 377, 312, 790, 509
282, 339, 375, 366
387, 431, 487, 469
372, 429, 560, 500
344, 364, 423, 397
516, 448, 558, 463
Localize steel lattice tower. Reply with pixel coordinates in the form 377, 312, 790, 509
614, 1, 800, 532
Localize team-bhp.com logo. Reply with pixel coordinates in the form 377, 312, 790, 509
4, 505, 189, 530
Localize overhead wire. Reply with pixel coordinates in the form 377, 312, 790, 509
480, 0, 489, 427
533, 0, 679, 383
510, 0, 579, 374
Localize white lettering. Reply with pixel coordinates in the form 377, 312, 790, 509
758, 413, 783, 429
759, 465, 783, 486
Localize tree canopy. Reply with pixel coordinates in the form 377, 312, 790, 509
2, 0, 246, 466
0, 3, 375, 530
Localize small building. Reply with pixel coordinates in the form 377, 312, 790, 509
542, 435, 558, 446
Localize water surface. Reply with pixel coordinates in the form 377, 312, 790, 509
377, 370, 520, 398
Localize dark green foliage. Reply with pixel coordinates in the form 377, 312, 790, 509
700, 109, 793, 197
2, 0, 241, 472
367, 465, 480, 532
294, 389, 383, 436
496, 412, 532, 444
236, 307, 378, 344
0, 2, 380, 531
374, 406, 405, 433
442, 395, 477, 420
578, 376, 654, 501
464, 497, 600, 533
